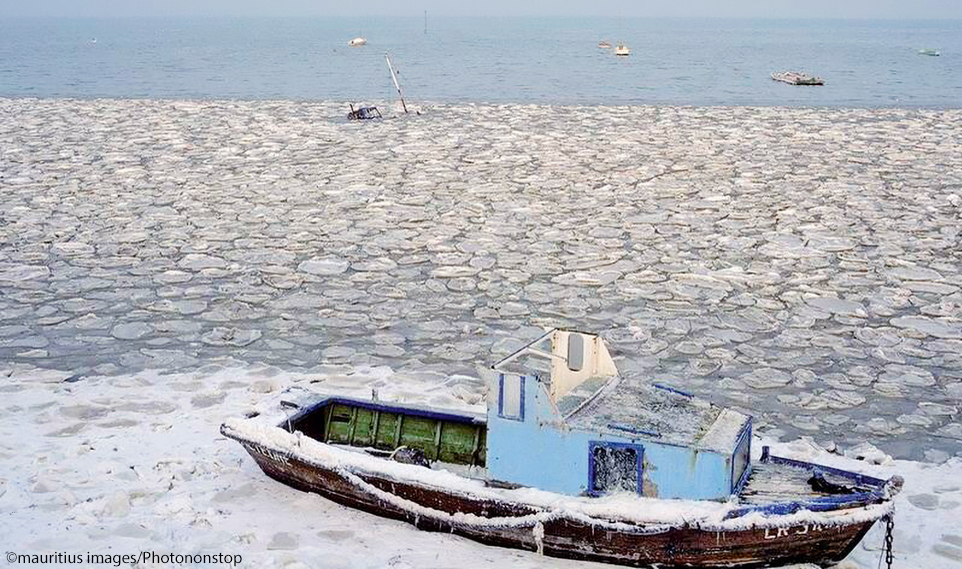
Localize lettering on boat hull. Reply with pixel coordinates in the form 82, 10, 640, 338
245, 442, 290, 465
764, 523, 827, 540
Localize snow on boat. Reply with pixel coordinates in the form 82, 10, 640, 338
222, 329, 901, 568
771, 71, 824, 86
348, 37, 367, 47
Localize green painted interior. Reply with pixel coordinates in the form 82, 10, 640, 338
302, 403, 486, 467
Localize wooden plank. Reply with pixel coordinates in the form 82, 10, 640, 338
471, 425, 482, 465
323, 406, 333, 443
439, 422, 482, 465
347, 406, 358, 444
352, 408, 374, 445
399, 415, 437, 453
370, 410, 380, 446
477, 428, 487, 466
434, 420, 443, 461
375, 412, 399, 450
327, 404, 354, 443
394, 414, 404, 449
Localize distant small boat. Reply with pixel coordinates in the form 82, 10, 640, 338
615, 43, 630, 56
598, 41, 612, 49
348, 37, 367, 47
918, 48, 940, 57
771, 71, 824, 86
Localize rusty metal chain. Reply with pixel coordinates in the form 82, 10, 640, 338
884, 514, 895, 569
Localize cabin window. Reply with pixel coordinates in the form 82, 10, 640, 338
567, 333, 584, 372
498, 374, 524, 421
731, 421, 752, 493
589, 442, 643, 495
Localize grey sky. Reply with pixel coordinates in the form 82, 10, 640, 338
2, 0, 960, 19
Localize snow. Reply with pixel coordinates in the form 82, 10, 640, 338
2, 363, 961, 568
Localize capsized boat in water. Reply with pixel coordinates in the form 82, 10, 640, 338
222, 328, 901, 568
771, 71, 824, 86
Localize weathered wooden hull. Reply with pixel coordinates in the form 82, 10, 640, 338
233, 437, 876, 568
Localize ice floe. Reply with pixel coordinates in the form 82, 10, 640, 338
1, 98, 960, 461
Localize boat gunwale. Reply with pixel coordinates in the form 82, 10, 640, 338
282, 395, 486, 429
220, 417, 898, 531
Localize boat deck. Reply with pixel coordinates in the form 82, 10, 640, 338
737, 455, 884, 510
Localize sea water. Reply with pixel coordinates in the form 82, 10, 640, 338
1, 17, 960, 107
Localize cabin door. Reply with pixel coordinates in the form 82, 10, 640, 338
589, 442, 643, 495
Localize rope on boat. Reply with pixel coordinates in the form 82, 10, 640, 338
533, 521, 545, 555
334, 463, 672, 534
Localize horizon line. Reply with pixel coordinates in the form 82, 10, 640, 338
2, 14, 961, 20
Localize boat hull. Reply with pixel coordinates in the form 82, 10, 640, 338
234, 438, 876, 568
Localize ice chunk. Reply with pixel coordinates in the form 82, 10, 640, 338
298, 257, 349, 275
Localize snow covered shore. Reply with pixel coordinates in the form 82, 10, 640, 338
1, 364, 960, 567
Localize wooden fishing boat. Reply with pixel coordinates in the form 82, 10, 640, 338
771, 71, 824, 86
222, 329, 901, 568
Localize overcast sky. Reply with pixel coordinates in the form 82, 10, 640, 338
2, 0, 960, 19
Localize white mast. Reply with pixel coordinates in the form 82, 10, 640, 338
385, 53, 408, 114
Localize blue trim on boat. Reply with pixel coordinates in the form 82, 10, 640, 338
730, 418, 752, 494
724, 490, 884, 520
724, 449, 889, 520
607, 422, 662, 438
587, 441, 645, 496
763, 450, 887, 487
497, 374, 525, 421
652, 383, 694, 398
281, 396, 486, 429
497, 373, 504, 417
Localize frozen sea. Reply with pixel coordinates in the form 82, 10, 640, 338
1, 98, 960, 463
1, 17, 961, 107
2, 17, 962, 569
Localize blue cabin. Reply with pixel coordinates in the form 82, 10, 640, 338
487, 329, 752, 500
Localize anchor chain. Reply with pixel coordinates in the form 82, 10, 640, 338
883, 514, 895, 569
